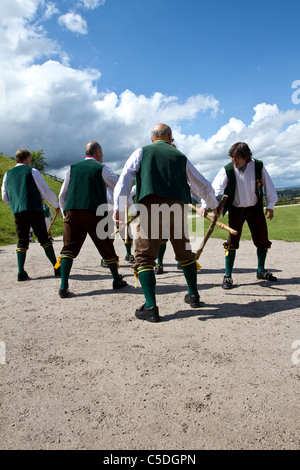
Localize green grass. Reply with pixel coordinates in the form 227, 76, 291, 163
0, 154, 63, 245
1, 153, 299, 245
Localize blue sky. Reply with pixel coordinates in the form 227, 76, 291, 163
1, 0, 300, 188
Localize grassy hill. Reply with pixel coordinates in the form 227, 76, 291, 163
1, 153, 299, 246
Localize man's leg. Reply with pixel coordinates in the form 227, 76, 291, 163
14, 213, 30, 280
247, 205, 276, 281
58, 211, 87, 297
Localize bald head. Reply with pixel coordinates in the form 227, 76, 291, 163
151, 123, 172, 143
85, 141, 103, 162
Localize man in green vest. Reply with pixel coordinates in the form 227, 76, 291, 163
58, 141, 127, 298
200, 142, 278, 289
1, 148, 61, 281
113, 123, 220, 322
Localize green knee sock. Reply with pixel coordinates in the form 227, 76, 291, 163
107, 259, 122, 281
125, 242, 132, 257
137, 266, 156, 308
157, 241, 167, 266
181, 259, 198, 296
257, 248, 268, 274
60, 256, 73, 290
17, 249, 27, 274
43, 242, 57, 266
225, 249, 236, 276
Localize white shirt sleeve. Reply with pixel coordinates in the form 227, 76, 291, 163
186, 160, 219, 210
31, 168, 59, 208
113, 148, 142, 212
1, 172, 9, 206
262, 167, 278, 209
58, 167, 71, 214
200, 167, 228, 210
102, 165, 119, 192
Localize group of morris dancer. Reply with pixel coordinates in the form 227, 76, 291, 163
1, 123, 278, 322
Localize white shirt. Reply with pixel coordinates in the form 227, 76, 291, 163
59, 157, 119, 214
201, 159, 278, 210
113, 146, 219, 212
1, 163, 59, 208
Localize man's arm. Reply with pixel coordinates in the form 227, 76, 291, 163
58, 167, 71, 214
1, 173, 10, 206
32, 168, 60, 213
113, 148, 142, 226
262, 167, 278, 220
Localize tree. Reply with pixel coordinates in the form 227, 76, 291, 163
30, 149, 49, 172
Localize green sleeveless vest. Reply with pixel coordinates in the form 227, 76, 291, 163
223, 159, 263, 215
136, 141, 190, 203
6, 165, 43, 215
63, 159, 107, 213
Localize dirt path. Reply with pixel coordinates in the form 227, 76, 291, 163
1, 235, 299, 450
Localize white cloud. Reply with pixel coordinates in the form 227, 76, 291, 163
79, 0, 106, 9
0, 0, 300, 189
58, 11, 88, 34
43, 1, 60, 20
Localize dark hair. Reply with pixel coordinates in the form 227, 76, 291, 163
228, 142, 252, 163
15, 149, 31, 163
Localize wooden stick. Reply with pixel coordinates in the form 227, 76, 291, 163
188, 203, 237, 235
124, 205, 129, 244
196, 195, 227, 259
47, 212, 58, 234
111, 215, 138, 237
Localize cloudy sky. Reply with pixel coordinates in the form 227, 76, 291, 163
1, 0, 300, 188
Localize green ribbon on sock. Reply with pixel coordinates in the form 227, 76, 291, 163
16, 249, 27, 275
225, 249, 236, 276
181, 259, 198, 296
257, 248, 268, 274
125, 243, 132, 257
60, 256, 73, 290
136, 265, 156, 308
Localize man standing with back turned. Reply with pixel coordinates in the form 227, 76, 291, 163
58, 141, 127, 298
113, 123, 220, 322
1, 148, 61, 281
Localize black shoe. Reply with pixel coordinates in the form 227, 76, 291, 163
101, 259, 109, 268
18, 271, 30, 281
125, 254, 135, 263
155, 264, 164, 275
59, 288, 69, 298
54, 266, 61, 277
257, 270, 277, 281
222, 275, 233, 289
184, 293, 201, 308
113, 278, 128, 289
135, 304, 160, 322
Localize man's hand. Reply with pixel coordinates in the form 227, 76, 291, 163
113, 210, 125, 228
198, 207, 208, 218
55, 207, 61, 215
265, 208, 274, 220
